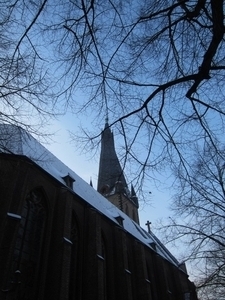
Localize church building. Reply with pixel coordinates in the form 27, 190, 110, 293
0, 124, 198, 300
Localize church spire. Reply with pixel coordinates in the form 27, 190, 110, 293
97, 119, 127, 193
97, 119, 139, 223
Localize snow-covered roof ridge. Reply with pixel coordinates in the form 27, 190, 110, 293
0, 124, 180, 268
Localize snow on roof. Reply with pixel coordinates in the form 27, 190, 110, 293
0, 124, 180, 268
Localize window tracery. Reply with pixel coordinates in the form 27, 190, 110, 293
10, 189, 47, 299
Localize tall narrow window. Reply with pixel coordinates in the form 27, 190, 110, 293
132, 209, 136, 222
11, 189, 47, 299
146, 262, 154, 299
125, 204, 129, 215
124, 246, 133, 300
97, 234, 107, 300
69, 213, 79, 299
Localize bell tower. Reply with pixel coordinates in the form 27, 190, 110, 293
97, 119, 139, 224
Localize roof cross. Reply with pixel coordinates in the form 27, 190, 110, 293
145, 220, 151, 233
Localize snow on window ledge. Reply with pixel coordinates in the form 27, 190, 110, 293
7, 213, 21, 220
63, 237, 73, 245
97, 254, 105, 260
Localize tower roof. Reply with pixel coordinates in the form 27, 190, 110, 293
97, 121, 127, 193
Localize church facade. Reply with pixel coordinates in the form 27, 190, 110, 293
0, 124, 198, 300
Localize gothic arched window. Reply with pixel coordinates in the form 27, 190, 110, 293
11, 188, 47, 299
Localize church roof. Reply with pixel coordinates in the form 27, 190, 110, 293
0, 124, 181, 269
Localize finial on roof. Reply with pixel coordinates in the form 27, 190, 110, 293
131, 184, 136, 197
131, 184, 139, 207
